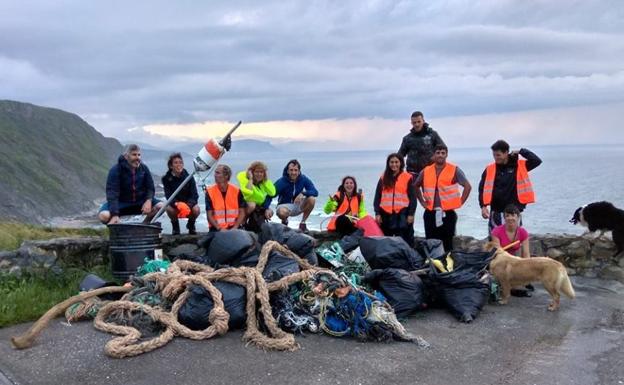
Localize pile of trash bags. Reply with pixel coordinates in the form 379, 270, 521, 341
167, 226, 428, 344
148, 225, 494, 341
319, 234, 494, 323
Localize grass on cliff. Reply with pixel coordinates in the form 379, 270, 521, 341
0, 222, 107, 251
0, 265, 117, 328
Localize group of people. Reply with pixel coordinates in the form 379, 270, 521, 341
98, 110, 541, 261
386, 111, 541, 256
98, 148, 320, 235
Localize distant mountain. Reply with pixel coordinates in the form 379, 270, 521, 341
280, 139, 348, 152
0, 100, 122, 223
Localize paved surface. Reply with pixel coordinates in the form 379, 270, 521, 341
0, 277, 623, 385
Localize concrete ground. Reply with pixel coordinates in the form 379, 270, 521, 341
0, 277, 623, 385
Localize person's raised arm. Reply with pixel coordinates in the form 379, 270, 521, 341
519, 148, 542, 171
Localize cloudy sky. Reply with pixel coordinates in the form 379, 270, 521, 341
1, 0, 623, 149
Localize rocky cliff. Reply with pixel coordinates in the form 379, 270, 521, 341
0, 100, 122, 223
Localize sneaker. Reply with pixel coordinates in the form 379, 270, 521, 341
525, 284, 535, 292
298, 222, 308, 233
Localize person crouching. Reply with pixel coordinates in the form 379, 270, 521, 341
162, 153, 200, 235
236, 161, 275, 232
205, 164, 247, 231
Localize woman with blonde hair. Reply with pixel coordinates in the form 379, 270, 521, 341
236, 161, 276, 230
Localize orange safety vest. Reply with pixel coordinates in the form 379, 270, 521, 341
327, 192, 362, 231
379, 171, 412, 214
481, 159, 535, 205
206, 183, 241, 229
422, 162, 462, 211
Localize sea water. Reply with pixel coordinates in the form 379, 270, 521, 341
148, 144, 624, 239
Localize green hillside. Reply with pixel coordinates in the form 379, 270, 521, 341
0, 100, 122, 223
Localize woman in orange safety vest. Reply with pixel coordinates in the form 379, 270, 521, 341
324, 176, 367, 235
373, 153, 417, 246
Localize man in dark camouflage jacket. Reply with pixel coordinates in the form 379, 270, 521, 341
397, 111, 446, 176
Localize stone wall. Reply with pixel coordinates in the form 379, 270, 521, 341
1, 231, 622, 283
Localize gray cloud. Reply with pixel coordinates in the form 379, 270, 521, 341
1, 0, 623, 139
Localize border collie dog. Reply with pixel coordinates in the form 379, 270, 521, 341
570, 201, 624, 256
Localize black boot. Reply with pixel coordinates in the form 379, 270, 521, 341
171, 219, 180, 235
186, 217, 196, 235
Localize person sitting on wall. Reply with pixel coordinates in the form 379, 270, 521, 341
206, 164, 247, 231
490, 203, 534, 296
324, 176, 367, 236
490, 204, 530, 258
236, 161, 276, 232
98, 144, 163, 225
162, 153, 200, 235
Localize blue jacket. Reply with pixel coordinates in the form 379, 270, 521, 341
106, 155, 155, 215
274, 165, 318, 205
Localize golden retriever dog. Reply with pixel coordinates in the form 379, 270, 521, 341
485, 243, 575, 311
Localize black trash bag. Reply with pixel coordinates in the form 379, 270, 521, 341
197, 231, 217, 250
285, 233, 317, 265
178, 282, 247, 330
262, 250, 300, 282
335, 215, 357, 237
234, 248, 260, 267
338, 228, 364, 253
427, 251, 494, 323
359, 236, 424, 270
259, 222, 317, 265
259, 222, 289, 244
205, 229, 257, 265
414, 238, 445, 261
363, 268, 425, 318
78, 274, 123, 301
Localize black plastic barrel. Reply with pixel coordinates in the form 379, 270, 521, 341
107, 223, 162, 279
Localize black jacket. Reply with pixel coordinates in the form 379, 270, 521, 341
106, 155, 155, 215
162, 169, 198, 207
373, 174, 417, 216
478, 148, 542, 212
397, 124, 446, 174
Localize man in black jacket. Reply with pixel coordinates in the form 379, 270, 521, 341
98, 144, 163, 224
162, 153, 200, 234
397, 111, 446, 176
478, 140, 542, 233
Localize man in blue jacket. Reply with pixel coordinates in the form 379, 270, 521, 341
98, 144, 163, 224
274, 159, 318, 233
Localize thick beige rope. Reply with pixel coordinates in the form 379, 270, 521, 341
11, 286, 132, 349
12, 240, 334, 357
